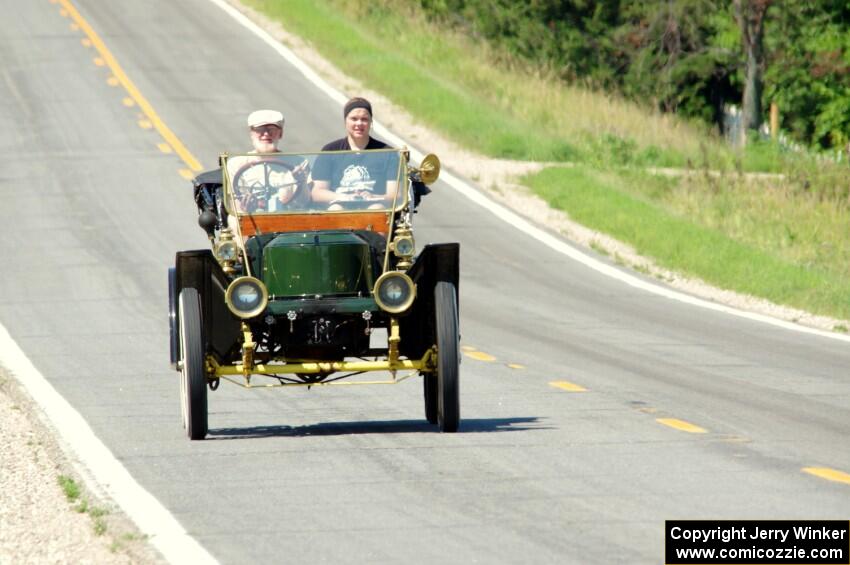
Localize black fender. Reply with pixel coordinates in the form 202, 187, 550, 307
168, 267, 178, 369
170, 250, 242, 368
399, 243, 459, 359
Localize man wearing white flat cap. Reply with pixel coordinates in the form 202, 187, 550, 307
229, 109, 309, 212
247, 109, 285, 153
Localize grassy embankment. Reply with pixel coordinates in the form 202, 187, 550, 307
247, 0, 850, 324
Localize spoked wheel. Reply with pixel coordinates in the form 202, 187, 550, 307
435, 281, 460, 432
179, 288, 208, 440
423, 372, 438, 424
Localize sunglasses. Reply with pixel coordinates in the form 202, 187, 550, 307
251, 125, 281, 135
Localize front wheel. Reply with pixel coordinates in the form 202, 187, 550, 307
435, 281, 460, 432
179, 288, 208, 440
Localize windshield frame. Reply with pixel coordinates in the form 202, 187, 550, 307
221, 148, 408, 217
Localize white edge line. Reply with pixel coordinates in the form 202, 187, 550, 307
210, 0, 850, 344
0, 334, 219, 564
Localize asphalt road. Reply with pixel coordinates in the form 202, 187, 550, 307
1, 1, 849, 564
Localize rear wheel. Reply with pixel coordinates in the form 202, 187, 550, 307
435, 281, 460, 432
423, 373, 438, 424
179, 288, 208, 440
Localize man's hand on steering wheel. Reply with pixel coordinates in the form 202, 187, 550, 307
237, 191, 258, 213
291, 159, 310, 185
232, 158, 309, 211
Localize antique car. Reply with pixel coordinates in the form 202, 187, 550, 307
168, 148, 459, 439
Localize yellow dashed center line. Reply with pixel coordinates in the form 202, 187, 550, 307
549, 380, 587, 392
93, 57, 105, 67
57, 0, 202, 172
461, 345, 477, 352
506, 363, 525, 370
81, 38, 91, 47
656, 418, 707, 434
465, 351, 496, 362
803, 467, 850, 485
106, 76, 119, 86
178, 169, 194, 180
158, 142, 173, 154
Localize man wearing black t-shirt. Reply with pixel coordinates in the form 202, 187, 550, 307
312, 97, 399, 210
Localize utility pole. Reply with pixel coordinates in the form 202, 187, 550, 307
770, 102, 779, 140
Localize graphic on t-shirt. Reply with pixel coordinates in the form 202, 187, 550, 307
336, 164, 376, 195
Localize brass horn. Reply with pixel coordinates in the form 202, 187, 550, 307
417, 154, 441, 185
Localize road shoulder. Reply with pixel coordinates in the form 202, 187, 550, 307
0, 367, 162, 565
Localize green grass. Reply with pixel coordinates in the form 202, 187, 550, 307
89, 506, 109, 536
248, 0, 570, 160
58, 475, 81, 503
523, 166, 850, 319
110, 533, 148, 554
247, 0, 842, 174
247, 0, 732, 165
57, 475, 110, 536
246, 0, 850, 321
737, 139, 786, 173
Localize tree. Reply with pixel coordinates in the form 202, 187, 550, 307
763, 0, 850, 149
411, 0, 850, 150
734, 0, 772, 136
614, 0, 737, 125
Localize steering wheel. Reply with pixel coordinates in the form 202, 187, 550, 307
231, 158, 306, 212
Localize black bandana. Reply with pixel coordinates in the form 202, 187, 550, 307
344, 98, 372, 118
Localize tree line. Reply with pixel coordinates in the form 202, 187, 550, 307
411, 0, 849, 152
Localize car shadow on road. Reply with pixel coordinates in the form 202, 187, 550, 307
207, 416, 549, 439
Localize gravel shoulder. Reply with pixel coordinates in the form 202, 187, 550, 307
0, 369, 162, 565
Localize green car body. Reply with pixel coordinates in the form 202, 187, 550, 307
168, 149, 460, 439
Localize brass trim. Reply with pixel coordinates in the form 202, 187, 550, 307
220, 372, 417, 389
417, 153, 441, 185
215, 229, 238, 275
241, 322, 256, 377
224, 276, 269, 319
390, 219, 415, 271
208, 348, 437, 382
388, 318, 400, 363
373, 271, 416, 314
391, 235, 415, 257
